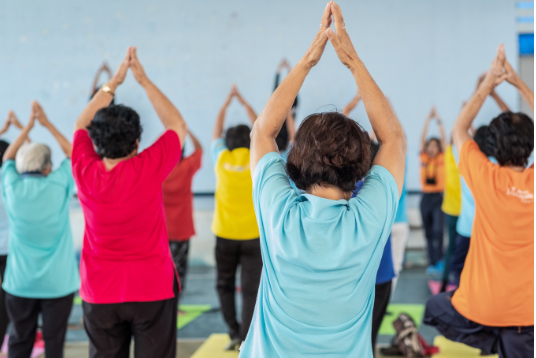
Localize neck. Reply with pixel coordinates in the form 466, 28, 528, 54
506, 165, 525, 173
307, 185, 352, 201
103, 153, 136, 171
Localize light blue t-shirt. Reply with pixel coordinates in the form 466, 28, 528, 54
1, 159, 80, 298
394, 157, 408, 223
453, 147, 497, 237
0, 177, 9, 256
240, 153, 399, 358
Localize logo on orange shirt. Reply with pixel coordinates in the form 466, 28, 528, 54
506, 187, 534, 203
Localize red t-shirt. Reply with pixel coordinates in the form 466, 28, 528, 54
162, 149, 202, 240
72, 130, 182, 304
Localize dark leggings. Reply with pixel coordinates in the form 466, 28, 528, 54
169, 240, 190, 304
215, 237, 263, 341
420, 193, 444, 266
441, 214, 459, 290
372, 280, 392, 356
0, 255, 9, 349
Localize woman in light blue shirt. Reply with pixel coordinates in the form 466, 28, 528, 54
240, 3, 405, 357
2, 101, 79, 358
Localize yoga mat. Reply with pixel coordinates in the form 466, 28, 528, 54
433, 336, 498, 357
428, 280, 458, 295
191, 334, 239, 358
178, 304, 212, 330
73, 295, 82, 305
378, 303, 425, 335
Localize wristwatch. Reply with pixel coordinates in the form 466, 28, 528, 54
101, 85, 115, 97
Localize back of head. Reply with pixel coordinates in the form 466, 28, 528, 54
473, 125, 494, 157
287, 112, 371, 193
0, 140, 9, 167
225, 124, 251, 151
488, 112, 534, 167
87, 104, 142, 159
16, 143, 52, 174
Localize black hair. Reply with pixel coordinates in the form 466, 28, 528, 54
473, 125, 494, 157
87, 104, 142, 159
276, 121, 289, 152
0, 140, 9, 166
370, 141, 380, 163
487, 111, 534, 167
225, 124, 251, 151
287, 112, 371, 193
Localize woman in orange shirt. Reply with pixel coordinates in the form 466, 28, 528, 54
419, 107, 446, 275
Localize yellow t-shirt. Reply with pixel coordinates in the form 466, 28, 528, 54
441, 145, 462, 216
211, 139, 259, 240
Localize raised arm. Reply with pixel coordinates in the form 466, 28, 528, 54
91, 62, 113, 95
286, 109, 296, 143
452, 45, 508, 155
250, 3, 332, 172
33, 101, 72, 158
188, 130, 203, 151
477, 72, 511, 112
0, 113, 11, 137
129, 47, 188, 146
504, 57, 534, 111
341, 91, 362, 117
232, 85, 258, 125
213, 90, 234, 141
435, 109, 447, 150
3, 113, 34, 163
8, 111, 24, 130
327, 2, 405, 193
420, 108, 434, 152
75, 49, 130, 132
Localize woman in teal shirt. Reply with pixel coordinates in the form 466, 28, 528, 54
2, 102, 79, 358
240, 3, 405, 357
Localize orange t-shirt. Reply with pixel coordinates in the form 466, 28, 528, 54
452, 140, 534, 327
420, 152, 445, 193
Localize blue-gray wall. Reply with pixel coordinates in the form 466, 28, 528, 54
0, 0, 520, 192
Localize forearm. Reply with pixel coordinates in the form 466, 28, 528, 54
75, 82, 116, 131
438, 121, 447, 149
236, 95, 258, 125
213, 102, 229, 141
490, 92, 510, 112
350, 58, 403, 146
46, 123, 72, 157
143, 80, 187, 144
420, 120, 430, 151
189, 132, 203, 151
342, 96, 359, 116
516, 81, 534, 111
3, 126, 30, 162
453, 84, 491, 153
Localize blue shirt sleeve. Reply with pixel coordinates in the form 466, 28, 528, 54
1, 160, 19, 189
211, 139, 228, 165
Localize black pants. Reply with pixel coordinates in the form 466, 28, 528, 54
371, 280, 392, 356
441, 214, 458, 290
0, 255, 9, 349
420, 193, 444, 266
215, 237, 262, 341
82, 281, 178, 358
6, 292, 74, 358
169, 240, 190, 304
450, 234, 470, 285
424, 291, 534, 358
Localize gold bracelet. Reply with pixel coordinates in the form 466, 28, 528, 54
101, 85, 115, 97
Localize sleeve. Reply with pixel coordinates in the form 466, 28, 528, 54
252, 152, 297, 234
1, 160, 19, 189
138, 130, 182, 183
352, 165, 399, 246
48, 159, 75, 196
211, 139, 227, 165
458, 140, 493, 195
71, 130, 100, 183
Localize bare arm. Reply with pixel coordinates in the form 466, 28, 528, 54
490, 91, 510, 112
3, 114, 34, 163
435, 110, 447, 150
188, 130, 203, 151
129, 47, 187, 146
504, 58, 534, 111
453, 45, 508, 155
33, 101, 72, 157
0, 114, 11, 137
341, 91, 361, 117
213, 91, 233, 141
286, 109, 296, 143
250, 3, 332, 172
233, 85, 258, 125
75, 49, 130, 132
327, 2, 405, 194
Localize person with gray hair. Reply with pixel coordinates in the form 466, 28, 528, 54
1, 101, 79, 358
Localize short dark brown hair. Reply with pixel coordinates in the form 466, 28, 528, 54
488, 111, 534, 167
225, 124, 251, 151
286, 112, 371, 192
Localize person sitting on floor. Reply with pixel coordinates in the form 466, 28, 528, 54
424, 44, 534, 358
2, 101, 79, 358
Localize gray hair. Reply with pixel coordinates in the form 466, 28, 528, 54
15, 143, 52, 174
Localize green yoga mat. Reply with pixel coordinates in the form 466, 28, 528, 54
178, 304, 212, 329
74, 296, 82, 305
378, 303, 425, 335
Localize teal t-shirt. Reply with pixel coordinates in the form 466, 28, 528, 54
1, 159, 80, 298
240, 152, 399, 358
394, 157, 408, 223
